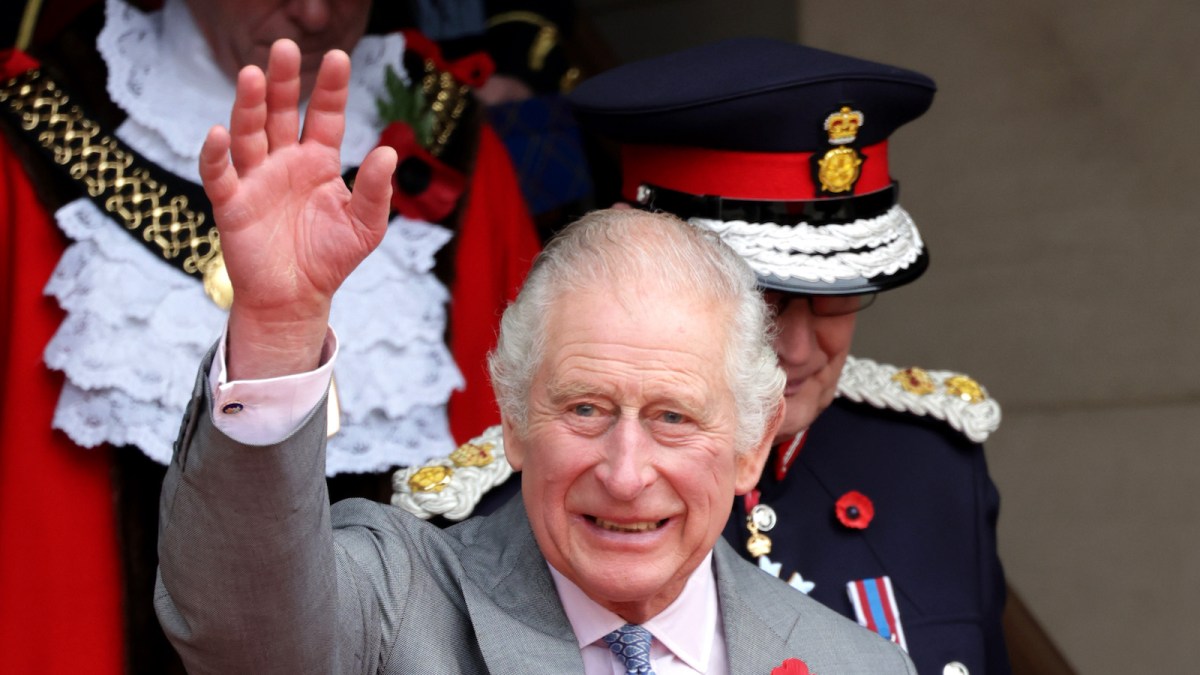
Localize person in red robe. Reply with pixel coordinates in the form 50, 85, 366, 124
0, 1, 542, 671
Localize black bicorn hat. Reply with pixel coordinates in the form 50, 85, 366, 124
568, 37, 937, 295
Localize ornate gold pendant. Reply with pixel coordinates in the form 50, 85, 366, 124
745, 503, 778, 557
747, 524, 773, 557
202, 254, 234, 309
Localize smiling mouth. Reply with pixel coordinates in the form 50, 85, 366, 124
588, 516, 668, 533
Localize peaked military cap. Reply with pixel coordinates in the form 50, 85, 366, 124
568, 37, 937, 294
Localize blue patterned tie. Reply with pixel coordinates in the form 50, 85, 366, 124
603, 623, 656, 674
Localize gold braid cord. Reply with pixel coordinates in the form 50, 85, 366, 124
420, 59, 471, 158
0, 68, 232, 307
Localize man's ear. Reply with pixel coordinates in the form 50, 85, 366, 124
501, 417, 525, 471
734, 400, 784, 494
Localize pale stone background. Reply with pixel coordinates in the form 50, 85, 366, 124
580, 1, 1200, 672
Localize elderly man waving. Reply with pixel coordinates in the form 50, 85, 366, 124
154, 39, 914, 674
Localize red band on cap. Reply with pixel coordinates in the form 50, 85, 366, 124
621, 141, 890, 202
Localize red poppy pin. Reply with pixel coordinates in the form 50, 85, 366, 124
835, 490, 874, 530
377, 121, 465, 222
372, 30, 497, 223
771, 657, 813, 675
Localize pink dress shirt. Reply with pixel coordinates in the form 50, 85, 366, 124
550, 555, 729, 675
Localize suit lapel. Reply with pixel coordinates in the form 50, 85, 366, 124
456, 501, 849, 674
457, 497, 583, 673
715, 540, 810, 674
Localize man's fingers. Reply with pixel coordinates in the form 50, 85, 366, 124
349, 145, 397, 235
300, 50, 351, 151
229, 66, 269, 175
199, 126, 239, 212
264, 39, 302, 151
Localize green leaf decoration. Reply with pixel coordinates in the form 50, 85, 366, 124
375, 64, 434, 147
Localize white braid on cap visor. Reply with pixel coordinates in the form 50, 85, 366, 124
689, 204, 923, 284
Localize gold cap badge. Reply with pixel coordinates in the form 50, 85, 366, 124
817, 106, 866, 193
817, 146, 863, 193
824, 106, 864, 145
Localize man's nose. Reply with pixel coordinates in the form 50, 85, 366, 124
595, 417, 656, 501
773, 297, 817, 364
286, 0, 333, 32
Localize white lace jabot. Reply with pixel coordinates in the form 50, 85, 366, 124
98, 0, 398, 179
45, 0, 463, 473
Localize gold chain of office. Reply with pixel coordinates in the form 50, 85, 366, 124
1, 68, 233, 307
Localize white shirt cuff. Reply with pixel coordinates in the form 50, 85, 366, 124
207, 327, 339, 446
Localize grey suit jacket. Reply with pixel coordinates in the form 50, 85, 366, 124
155, 351, 916, 674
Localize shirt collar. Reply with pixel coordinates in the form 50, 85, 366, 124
548, 551, 718, 672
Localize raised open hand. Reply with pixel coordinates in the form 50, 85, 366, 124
200, 40, 397, 379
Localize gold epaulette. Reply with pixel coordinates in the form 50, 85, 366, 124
391, 425, 512, 521
836, 355, 1001, 443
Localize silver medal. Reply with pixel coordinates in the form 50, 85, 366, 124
749, 503, 777, 532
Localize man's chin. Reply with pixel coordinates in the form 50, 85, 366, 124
578, 567, 682, 619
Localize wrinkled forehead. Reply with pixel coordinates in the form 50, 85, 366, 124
543, 280, 734, 363
557, 267, 737, 326
540, 284, 735, 401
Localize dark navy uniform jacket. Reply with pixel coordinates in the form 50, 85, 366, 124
723, 397, 1010, 675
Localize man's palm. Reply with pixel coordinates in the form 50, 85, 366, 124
215, 142, 370, 310
200, 41, 396, 319
198, 40, 396, 378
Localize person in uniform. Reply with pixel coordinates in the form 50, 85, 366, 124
394, 38, 1010, 675
0, 0, 542, 672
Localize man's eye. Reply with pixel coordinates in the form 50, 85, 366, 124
660, 411, 686, 424
573, 403, 597, 417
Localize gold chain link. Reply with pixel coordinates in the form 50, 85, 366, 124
421, 60, 471, 158
1, 68, 228, 303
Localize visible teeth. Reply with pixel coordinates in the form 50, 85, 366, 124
594, 518, 662, 533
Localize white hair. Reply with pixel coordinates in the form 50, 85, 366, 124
488, 208, 784, 453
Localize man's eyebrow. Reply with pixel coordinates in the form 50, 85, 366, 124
544, 379, 606, 403
652, 393, 712, 418
544, 377, 715, 416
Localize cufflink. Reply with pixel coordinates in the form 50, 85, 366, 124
221, 401, 245, 415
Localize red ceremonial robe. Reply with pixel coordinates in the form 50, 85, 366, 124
0, 47, 123, 675
447, 122, 542, 444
